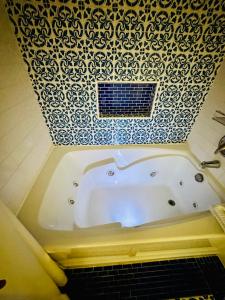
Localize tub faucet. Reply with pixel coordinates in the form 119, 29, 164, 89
200, 160, 221, 169
215, 135, 225, 156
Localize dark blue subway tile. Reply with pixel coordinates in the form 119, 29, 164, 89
98, 82, 157, 118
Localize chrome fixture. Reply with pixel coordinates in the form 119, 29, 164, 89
168, 199, 176, 206
194, 173, 204, 182
214, 135, 225, 156
212, 110, 225, 126
107, 170, 115, 176
150, 171, 157, 177
192, 202, 198, 208
68, 199, 75, 205
200, 160, 221, 169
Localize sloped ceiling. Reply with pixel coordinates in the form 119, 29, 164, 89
6, 0, 225, 145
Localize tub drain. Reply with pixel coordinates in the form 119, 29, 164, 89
168, 199, 176, 206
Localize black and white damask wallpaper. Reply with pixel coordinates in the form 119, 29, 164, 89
5, 0, 225, 145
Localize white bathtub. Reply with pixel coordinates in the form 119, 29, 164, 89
38, 147, 222, 231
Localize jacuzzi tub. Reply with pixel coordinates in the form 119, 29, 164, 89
38, 147, 222, 230
18, 145, 225, 268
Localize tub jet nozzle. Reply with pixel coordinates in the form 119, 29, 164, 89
107, 170, 115, 176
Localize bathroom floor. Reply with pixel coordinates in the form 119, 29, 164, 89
61, 256, 225, 300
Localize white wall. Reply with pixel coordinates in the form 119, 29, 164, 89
0, 200, 68, 300
0, 3, 52, 213
188, 59, 225, 188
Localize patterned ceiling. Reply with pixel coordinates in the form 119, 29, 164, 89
6, 0, 225, 145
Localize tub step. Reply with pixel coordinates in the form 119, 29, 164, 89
48, 240, 218, 268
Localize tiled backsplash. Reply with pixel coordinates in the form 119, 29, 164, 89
98, 82, 157, 118
5, 0, 225, 145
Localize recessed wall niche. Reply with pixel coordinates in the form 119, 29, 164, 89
97, 82, 157, 118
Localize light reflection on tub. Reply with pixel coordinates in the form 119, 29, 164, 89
38, 148, 222, 230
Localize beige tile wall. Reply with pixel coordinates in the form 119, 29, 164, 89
188, 59, 225, 188
0, 2, 53, 214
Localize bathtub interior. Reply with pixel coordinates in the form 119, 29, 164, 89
75, 156, 220, 228
38, 148, 222, 231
